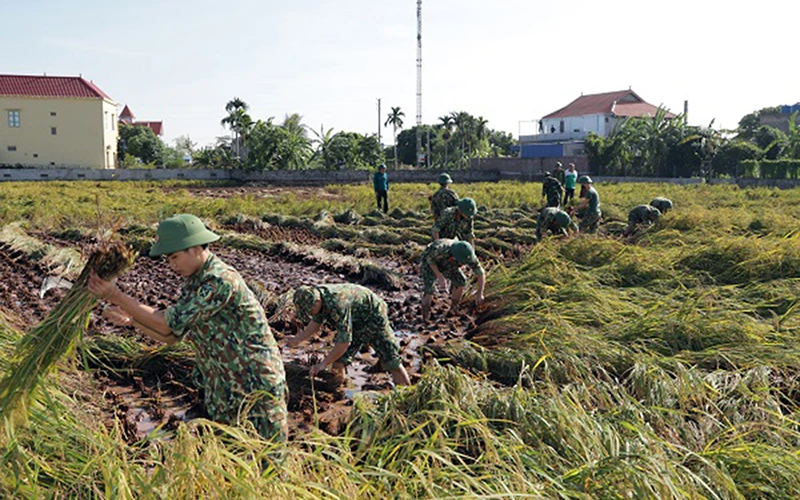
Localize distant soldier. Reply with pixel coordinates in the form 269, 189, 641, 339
88, 214, 288, 441
373, 164, 389, 213
624, 205, 661, 237
650, 197, 674, 215
552, 161, 566, 186
574, 175, 602, 233
432, 198, 477, 245
430, 173, 459, 220
420, 239, 485, 322
536, 207, 577, 241
288, 284, 411, 386
541, 171, 564, 208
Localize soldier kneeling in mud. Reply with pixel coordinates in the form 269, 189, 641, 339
287, 284, 411, 386
624, 205, 661, 237
420, 239, 485, 322
536, 207, 577, 242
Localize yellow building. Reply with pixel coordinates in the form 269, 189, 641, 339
0, 74, 118, 168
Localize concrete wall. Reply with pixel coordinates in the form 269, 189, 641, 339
0, 96, 116, 168
471, 157, 589, 181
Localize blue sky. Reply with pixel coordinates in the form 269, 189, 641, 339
3, 0, 797, 147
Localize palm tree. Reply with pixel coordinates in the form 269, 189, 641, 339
310, 125, 335, 169
282, 113, 308, 140
439, 115, 454, 167
384, 107, 405, 168
221, 98, 251, 160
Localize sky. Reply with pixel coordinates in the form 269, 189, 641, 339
3, 0, 797, 147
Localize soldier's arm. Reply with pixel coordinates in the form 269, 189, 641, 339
89, 272, 175, 338
286, 321, 322, 347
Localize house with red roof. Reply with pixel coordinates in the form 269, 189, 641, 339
0, 74, 119, 168
119, 104, 163, 137
520, 89, 675, 158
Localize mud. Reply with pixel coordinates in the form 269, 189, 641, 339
0, 226, 484, 442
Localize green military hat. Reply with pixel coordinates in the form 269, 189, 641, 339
555, 210, 571, 228
578, 175, 593, 184
149, 214, 220, 257
650, 197, 673, 212
438, 173, 453, 185
543, 171, 551, 177
379, 164, 387, 170
555, 161, 563, 168
293, 286, 321, 324
457, 197, 477, 217
451, 241, 478, 264
649, 207, 662, 220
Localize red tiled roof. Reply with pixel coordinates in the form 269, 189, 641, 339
134, 121, 163, 136
120, 104, 135, 119
543, 89, 673, 119
613, 102, 675, 118
0, 74, 111, 99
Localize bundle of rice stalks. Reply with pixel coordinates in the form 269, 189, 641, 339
0, 240, 137, 421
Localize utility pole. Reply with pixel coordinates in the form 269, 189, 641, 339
377, 98, 382, 147
427, 127, 431, 168
415, 0, 422, 167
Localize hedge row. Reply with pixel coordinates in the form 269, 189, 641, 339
737, 159, 800, 179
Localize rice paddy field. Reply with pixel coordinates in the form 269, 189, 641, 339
0, 179, 799, 499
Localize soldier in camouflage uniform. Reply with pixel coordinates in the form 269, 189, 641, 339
552, 162, 566, 186
432, 198, 477, 245
536, 207, 577, 241
650, 197, 673, 215
430, 173, 460, 221
287, 284, 411, 386
420, 239, 485, 322
88, 214, 288, 441
541, 172, 564, 208
624, 205, 661, 236
574, 175, 602, 233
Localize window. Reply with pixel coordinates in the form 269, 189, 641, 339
7, 145, 16, 151
559, 120, 565, 133
51, 127, 57, 135
50, 111, 57, 117
33, 153, 38, 158
8, 110, 20, 127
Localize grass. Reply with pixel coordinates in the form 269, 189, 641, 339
1, 180, 800, 497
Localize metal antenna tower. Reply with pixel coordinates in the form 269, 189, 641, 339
415, 0, 422, 167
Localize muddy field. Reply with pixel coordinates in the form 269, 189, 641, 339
0, 216, 490, 442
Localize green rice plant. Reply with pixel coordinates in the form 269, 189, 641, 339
0, 240, 137, 422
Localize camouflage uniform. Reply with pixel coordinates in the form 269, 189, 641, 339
536, 207, 574, 241
542, 176, 564, 208
164, 254, 288, 441
432, 206, 475, 241
431, 187, 460, 220
308, 284, 402, 370
579, 187, 602, 233
627, 205, 660, 233
420, 239, 485, 294
650, 197, 673, 214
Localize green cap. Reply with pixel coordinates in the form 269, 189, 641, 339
544, 171, 551, 177
438, 173, 453, 185
555, 161, 563, 168
650, 197, 673, 211
578, 175, 593, 184
457, 197, 477, 217
650, 207, 662, 220
149, 214, 220, 257
379, 164, 387, 170
555, 210, 571, 228
451, 241, 478, 264
293, 286, 321, 323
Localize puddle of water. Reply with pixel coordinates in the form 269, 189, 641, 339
107, 382, 200, 439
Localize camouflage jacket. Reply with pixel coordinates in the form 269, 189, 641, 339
536, 207, 573, 240
432, 206, 475, 241
310, 283, 388, 344
628, 205, 659, 225
552, 168, 565, 186
431, 187, 459, 219
583, 186, 601, 214
165, 254, 286, 427
420, 238, 484, 278
542, 176, 563, 200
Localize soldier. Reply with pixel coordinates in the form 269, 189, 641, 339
574, 175, 602, 233
287, 284, 411, 386
420, 239, 485, 322
432, 198, 476, 246
624, 205, 662, 237
552, 161, 566, 186
541, 171, 564, 208
650, 197, 674, 215
430, 173, 459, 220
536, 207, 577, 241
88, 214, 288, 441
